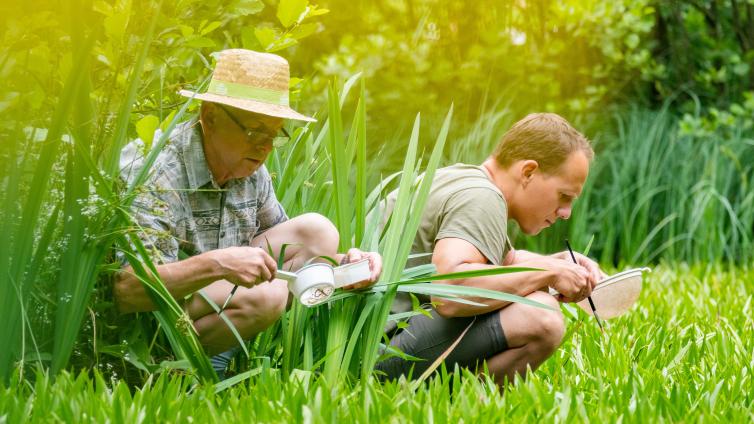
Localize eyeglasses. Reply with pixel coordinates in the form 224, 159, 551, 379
218, 104, 290, 147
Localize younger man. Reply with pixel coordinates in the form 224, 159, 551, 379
377, 113, 604, 385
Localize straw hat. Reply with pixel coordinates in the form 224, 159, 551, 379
179, 49, 316, 122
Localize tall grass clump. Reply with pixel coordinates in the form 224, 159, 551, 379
1, 0, 218, 383
0, 10, 99, 382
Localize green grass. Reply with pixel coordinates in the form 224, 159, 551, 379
3, 264, 752, 422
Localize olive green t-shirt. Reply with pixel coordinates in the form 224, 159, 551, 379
382, 163, 512, 314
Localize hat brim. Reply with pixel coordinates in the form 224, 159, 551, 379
179, 90, 317, 122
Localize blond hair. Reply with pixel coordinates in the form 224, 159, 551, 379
493, 113, 593, 174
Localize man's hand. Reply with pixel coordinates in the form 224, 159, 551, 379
339, 248, 383, 290
210, 246, 278, 288
523, 256, 592, 303
552, 250, 606, 288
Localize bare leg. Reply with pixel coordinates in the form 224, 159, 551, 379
187, 213, 339, 354
483, 291, 565, 386
249, 212, 340, 270
190, 279, 289, 354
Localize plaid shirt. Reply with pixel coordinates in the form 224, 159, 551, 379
119, 119, 288, 264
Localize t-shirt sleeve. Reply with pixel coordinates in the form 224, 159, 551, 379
255, 165, 288, 235
435, 187, 509, 265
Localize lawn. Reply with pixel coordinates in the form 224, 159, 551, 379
3, 264, 752, 422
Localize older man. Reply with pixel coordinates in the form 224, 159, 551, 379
376, 113, 605, 386
116, 49, 381, 377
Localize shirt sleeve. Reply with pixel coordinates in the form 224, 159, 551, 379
118, 176, 181, 266
435, 187, 509, 265
254, 165, 288, 235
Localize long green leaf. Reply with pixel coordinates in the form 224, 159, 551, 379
361, 106, 455, 376
396, 283, 555, 311
116, 233, 218, 382
51, 0, 167, 374
382, 266, 542, 286
213, 367, 264, 393
0, 34, 95, 382
195, 290, 250, 358
327, 82, 353, 249
354, 80, 367, 247
102, 0, 163, 179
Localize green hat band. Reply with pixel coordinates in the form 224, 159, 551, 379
207, 79, 289, 107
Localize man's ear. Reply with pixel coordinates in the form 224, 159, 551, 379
520, 160, 539, 187
200, 102, 217, 126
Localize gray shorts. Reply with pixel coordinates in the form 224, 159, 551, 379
375, 308, 508, 380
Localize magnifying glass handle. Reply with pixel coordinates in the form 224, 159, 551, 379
586, 296, 605, 332
565, 240, 604, 333
219, 285, 238, 313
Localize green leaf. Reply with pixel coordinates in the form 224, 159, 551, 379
254, 27, 277, 50
625, 33, 639, 49
237, 0, 265, 15
178, 25, 194, 37
185, 36, 216, 48
158, 359, 191, 371
241, 26, 259, 49
289, 23, 318, 41
199, 21, 222, 36
92, 0, 113, 15
214, 367, 264, 393
308, 6, 329, 16
396, 283, 555, 311
277, 0, 307, 28
103, 2, 131, 42
385, 266, 542, 286
267, 36, 299, 53
327, 81, 353, 251
159, 111, 176, 132
17, 33, 96, 379
0, 92, 19, 113
196, 290, 250, 358
135, 115, 159, 150
289, 77, 303, 88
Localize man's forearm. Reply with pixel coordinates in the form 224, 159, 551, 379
114, 251, 224, 314
432, 262, 553, 317
507, 249, 557, 264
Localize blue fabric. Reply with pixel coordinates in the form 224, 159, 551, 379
210, 347, 239, 380
375, 308, 508, 380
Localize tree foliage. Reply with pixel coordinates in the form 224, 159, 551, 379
292, 0, 754, 138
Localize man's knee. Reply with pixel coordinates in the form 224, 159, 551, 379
292, 213, 339, 253
531, 293, 565, 349
232, 282, 288, 332
513, 292, 565, 350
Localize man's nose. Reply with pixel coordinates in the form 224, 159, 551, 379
255, 139, 274, 153
557, 206, 572, 220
